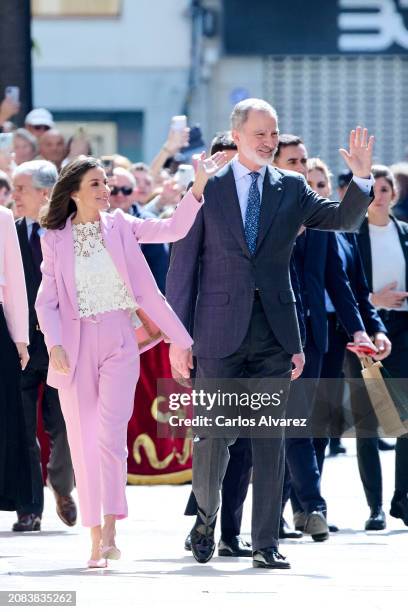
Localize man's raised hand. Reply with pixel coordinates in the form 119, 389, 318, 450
339, 126, 374, 179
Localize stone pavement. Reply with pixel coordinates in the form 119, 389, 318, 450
0, 440, 406, 611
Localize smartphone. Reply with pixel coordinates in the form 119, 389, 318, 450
0, 133, 14, 152
171, 115, 187, 132
175, 164, 195, 188
74, 125, 87, 139
346, 342, 378, 356
5, 86, 20, 104
101, 157, 114, 176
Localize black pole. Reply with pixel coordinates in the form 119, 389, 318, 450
0, 0, 32, 124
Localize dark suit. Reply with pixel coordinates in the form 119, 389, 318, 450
183, 257, 305, 541
350, 216, 408, 507
284, 230, 366, 516
312, 233, 387, 472
129, 204, 169, 293
15, 218, 74, 517
166, 163, 372, 549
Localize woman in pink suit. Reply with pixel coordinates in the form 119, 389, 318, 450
35, 153, 226, 567
0, 206, 31, 513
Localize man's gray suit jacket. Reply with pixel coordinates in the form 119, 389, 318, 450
166, 163, 372, 358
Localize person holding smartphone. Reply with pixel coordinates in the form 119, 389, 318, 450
350, 164, 408, 530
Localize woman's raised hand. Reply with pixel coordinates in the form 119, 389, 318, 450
191, 151, 228, 200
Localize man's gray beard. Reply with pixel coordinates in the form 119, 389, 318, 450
242, 144, 276, 167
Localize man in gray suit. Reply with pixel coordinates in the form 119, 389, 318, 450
166, 98, 374, 568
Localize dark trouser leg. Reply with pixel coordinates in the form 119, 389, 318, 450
286, 437, 326, 515
346, 351, 382, 509
380, 319, 408, 495
220, 437, 252, 540
192, 349, 247, 526
251, 436, 285, 550
287, 325, 325, 515
395, 437, 408, 494
313, 317, 348, 475
41, 380, 74, 496
184, 437, 252, 542
244, 297, 292, 547
356, 438, 382, 508
192, 437, 234, 526
18, 367, 44, 516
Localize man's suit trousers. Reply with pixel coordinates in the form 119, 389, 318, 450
192, 295, 291, 550
184, 437, 252, 540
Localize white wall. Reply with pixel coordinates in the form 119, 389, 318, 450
32, 0, 191, 69
31, 0, 192, 160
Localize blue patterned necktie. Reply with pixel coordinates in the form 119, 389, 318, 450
244, 171, 261, 254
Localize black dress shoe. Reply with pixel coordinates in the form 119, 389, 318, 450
365, 507, 386, 530
329, 440, 347, 456
184, 533, 192, 551
190, 518, 216, 564
218, 535, 252, 557
279, 518, 303, 539
253, 547, 291, 569
378, 438, 396, 451
12, 514, 41, 532
390, 493, 408, 526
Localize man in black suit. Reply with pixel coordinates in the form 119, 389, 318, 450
275, 136, 377, 540
166, 98, 374, 568
12, 160, 76, 532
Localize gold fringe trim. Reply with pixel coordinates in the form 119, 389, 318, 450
127, 469, 192, 485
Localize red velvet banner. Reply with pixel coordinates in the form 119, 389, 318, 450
37, 342, 192, 485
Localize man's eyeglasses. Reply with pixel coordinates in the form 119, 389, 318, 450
110, 186, 133, 196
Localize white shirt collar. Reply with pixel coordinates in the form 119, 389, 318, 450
231, 156, 268, 181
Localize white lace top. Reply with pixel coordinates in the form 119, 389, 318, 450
72, 221, 138, 318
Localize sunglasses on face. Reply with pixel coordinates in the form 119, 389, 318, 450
110, 186, 133, 196
31, 125, 51, 132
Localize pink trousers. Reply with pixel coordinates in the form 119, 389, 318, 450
58, 310, 139, 527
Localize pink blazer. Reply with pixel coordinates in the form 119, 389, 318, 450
35, 190, 203, 389
0, 206, 29, 344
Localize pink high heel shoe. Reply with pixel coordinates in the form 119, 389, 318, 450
101, 545, 121, 560
87, 558, 108, 569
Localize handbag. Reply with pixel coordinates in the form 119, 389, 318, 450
359, 355, 408, 437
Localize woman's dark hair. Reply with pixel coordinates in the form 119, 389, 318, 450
40, 156, 103, 230
372, 164, 397, 196
0, 170, 11, 192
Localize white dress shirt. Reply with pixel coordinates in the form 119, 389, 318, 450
369, 221, 407, 311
